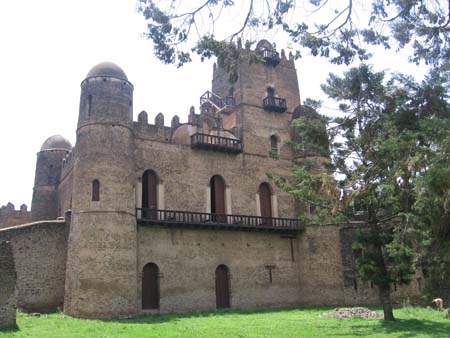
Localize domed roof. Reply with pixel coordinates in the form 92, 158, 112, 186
40, 135, 72, 151
85, 61, 128, 80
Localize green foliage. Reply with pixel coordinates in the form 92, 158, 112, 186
3, 307, 450, 338
283, 64, 449, 320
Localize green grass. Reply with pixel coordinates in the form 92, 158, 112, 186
1, 306, 449, 338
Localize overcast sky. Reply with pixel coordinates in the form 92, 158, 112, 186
0, 0, 425, 209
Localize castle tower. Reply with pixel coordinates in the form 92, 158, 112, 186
212, 40, 301, 158
64, 62, 138, 318
31, 135, 72, 221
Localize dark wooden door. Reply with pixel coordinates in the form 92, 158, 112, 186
211, 175, 226, 222
215, 265, 230, 309
143, 170, 157, 219
259, 183, 272, 224
142, 263, 159, 309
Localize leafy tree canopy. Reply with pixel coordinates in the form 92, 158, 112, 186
138, 0, 450, 69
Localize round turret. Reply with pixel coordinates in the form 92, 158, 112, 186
31, 135, 71, 221
65, 62, 138, 318
78, 61, 133, 129
40, 135, 72, 151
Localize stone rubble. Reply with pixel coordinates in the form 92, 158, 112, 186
324, 307, 383, 319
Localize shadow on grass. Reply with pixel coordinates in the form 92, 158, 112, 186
379, 318, 450, 338
97, 306, 322, 325
315, 318, 450, 338
0, 324, 19, 333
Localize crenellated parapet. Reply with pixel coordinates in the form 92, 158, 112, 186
133, 110, 173, 142
0, 203, 31, 229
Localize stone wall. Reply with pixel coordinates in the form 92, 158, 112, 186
137, 226, 301, 313
296, 224, 347, 305
0, 220, 69, 311
58, 162, 73, 218
0, 203, 31, 229
0, 241, 16, 328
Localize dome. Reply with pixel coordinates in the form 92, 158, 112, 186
40, 135, 72, 151
85, 61, 128, 80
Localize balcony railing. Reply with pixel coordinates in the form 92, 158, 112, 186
136, 208, 303, 233
263, 96, 287, 113
191, 133, 243, 154
200, 91, 235, 111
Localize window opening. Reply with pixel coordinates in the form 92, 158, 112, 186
92, 179, 100, 201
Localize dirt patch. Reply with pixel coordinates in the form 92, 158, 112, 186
322, 307, 383, 319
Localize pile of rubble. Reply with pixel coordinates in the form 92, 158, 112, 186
324, 307, 383, 319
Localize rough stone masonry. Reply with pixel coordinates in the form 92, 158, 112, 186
0, 240, 17, 328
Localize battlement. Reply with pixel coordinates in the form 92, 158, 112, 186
0, 203, 31, 229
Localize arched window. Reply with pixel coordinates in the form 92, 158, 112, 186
142, 170, 158, 219
215, 264, 230, 309
142, 263, 159, 309
258, 183, 272, 224
92, 179, 100, 201
210, 175, 226, 222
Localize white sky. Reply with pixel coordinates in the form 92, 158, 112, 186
0, 0, 426, 208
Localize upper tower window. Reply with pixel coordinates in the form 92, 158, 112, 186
92, 179, 100, 201
270, 135, 279, 159
86, 95, 93, 117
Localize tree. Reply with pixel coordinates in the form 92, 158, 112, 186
138, 0, 450, 70
285, 65, 449, 320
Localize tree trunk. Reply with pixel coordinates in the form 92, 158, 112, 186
379, 283, 395, 321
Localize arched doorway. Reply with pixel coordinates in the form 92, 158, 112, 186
259, 183, 272, 224
210, 175, 226, 222
142, 263, 159, 309
142, 170, 158, 219
215, 264, 230, 309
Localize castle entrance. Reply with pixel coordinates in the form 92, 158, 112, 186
215, 264, 230, 309
142, 263, 159, 309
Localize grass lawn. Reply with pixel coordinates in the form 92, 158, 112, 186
1, 306, 449, 338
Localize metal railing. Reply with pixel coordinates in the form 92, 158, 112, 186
263, 96, 287, 113
200, 91, 235, 110
191, 133, 243, 153
136, 208, 303, 232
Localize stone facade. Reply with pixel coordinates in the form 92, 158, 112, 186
0, 41, 421, 318
0, 241, 16, 328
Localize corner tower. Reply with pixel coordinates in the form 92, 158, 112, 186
31, 135, 72, 221
212, 40, 301, 158
64, 62, 138, 318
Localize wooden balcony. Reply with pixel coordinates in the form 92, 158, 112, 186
191, 133, 243, 154
136, 208, 303, 234
263, 96, 287, 113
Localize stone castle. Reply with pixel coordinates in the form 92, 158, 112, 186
0, 40, 421, 319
